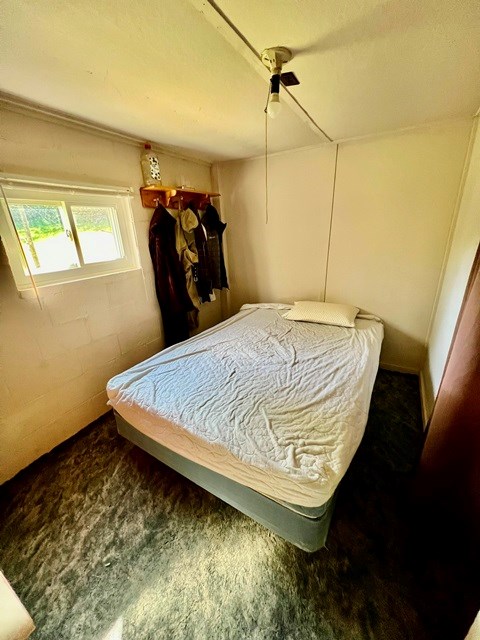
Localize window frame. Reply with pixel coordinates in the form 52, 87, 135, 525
0, 180, 140, 290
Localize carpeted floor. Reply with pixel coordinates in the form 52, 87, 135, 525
0, 371, 474, 639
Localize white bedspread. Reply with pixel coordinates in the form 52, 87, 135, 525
107, 305, 383, 507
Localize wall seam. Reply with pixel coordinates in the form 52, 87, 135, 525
379, 361, 419, 375
323, 144, 339, 302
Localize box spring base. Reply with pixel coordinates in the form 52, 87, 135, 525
115, 412, 336, 552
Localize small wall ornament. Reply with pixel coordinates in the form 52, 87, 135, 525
140, 143, 162, 187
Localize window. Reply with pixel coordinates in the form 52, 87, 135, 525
0, 179, 140, 290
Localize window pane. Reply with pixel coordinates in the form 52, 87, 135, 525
9, 202, 80, 274
71, 206, 123, 264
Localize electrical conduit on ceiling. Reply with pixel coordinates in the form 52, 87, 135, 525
202, 0, 333, 143
204, 0, 340, 301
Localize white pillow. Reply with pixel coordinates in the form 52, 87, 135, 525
284, 301, 359, 328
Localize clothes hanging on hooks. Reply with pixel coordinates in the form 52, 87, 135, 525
170, 193, 184, 210
148, 204, 194, 346
202, 203, 228, 291
148, 198, 228, 344
173, 207, 201, 329
188, 200, 214, 303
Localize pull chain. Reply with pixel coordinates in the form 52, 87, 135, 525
264, 85, 270, 225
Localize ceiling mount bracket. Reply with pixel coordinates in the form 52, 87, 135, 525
260, 47, 293, 75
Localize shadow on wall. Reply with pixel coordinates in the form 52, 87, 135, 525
376, 323, 426, 372
0, 239, 27, 302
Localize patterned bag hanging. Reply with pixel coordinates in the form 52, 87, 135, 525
140, 143, 162, 187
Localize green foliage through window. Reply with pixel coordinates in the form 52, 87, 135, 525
10, 204, 64, 242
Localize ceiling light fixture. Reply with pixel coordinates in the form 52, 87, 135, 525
261, 46, 293, 118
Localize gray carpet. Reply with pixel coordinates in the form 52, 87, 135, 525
0, 371, 473, 639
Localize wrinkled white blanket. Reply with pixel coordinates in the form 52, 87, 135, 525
107, 305, 383, 506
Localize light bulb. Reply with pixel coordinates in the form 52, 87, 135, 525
267, 93, 281, 118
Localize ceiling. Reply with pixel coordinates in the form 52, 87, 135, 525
1, 0, 480, 162
217, 0, 480, 141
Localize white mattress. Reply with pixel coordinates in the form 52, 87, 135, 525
107, 304, 383, 507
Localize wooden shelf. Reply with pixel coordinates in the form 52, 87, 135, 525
140, 185, 220, 209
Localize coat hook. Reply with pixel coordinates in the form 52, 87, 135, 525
199, 195, 210, 210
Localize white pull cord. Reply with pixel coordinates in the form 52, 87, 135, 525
264, 86, 270, 225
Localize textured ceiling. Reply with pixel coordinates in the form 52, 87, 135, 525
217, 0, 480, 141
1, 0, 479, 161
0, 0, 321, 161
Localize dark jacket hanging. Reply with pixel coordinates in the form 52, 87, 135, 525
148, 204, 194, 347
189, 201, 213, 303
202, 203, 229, 290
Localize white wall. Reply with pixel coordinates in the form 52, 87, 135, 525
216, 120, 472, 372
465, 610, 480, 640
422, 119, 480, 417
215, 146, 337, 308
0, 107, 221, 483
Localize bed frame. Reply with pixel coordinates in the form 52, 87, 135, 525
115, 412, 336, 552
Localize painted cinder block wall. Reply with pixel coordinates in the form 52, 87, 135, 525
0, 107, 221, 483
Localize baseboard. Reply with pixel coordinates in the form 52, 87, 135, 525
419, 370, 433, 430
379, 362, 431, 428
379, 361, 419, 375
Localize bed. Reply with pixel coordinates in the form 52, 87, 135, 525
107, 303, 383, 551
